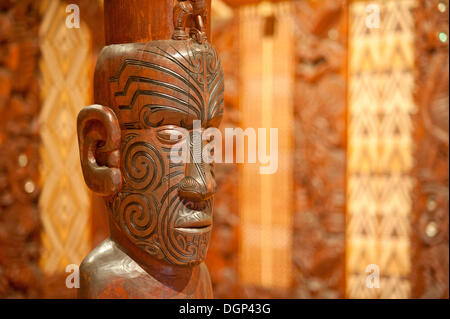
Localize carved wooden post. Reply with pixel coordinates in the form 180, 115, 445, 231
412, 0, 449, 299
103, 0, 211, 44
77, 0, 223, 298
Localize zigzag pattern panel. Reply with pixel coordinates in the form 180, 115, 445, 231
347, 0, 417, 298
38, 0, 92, 274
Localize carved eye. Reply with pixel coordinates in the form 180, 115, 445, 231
156, 127, 187, 145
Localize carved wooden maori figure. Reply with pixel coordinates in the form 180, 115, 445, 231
77, 0, 223, 298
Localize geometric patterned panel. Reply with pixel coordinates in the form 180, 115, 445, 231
347, 0, 417, 298
38, 0, 92, 274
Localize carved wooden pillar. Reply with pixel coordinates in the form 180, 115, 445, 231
103, 0, 211, 45
412, 0, 449, 299
292, 0, 347, 298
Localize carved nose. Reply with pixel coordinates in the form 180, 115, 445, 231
178, 162, 216, 202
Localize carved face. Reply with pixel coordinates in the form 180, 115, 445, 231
99, 39, 224, 266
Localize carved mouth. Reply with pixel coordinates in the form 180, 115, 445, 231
175, 215, 212, 231
176, 218, 211, 228
174, 207, 212, 233
174, 224, 212, 234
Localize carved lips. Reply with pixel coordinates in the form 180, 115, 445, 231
174, 205, 212, 234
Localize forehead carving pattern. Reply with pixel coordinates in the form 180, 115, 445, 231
109, 39, 224, 129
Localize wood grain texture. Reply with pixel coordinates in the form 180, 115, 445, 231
104, 0, 211, 45
0, 0, 42, 298
411, 0, 449, 299
68, 0, 105, 52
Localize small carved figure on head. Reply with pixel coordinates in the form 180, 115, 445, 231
173, 0, 208, 44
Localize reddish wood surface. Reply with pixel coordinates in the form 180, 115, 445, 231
223, 0, 286, 7
104, 0, 211, 45
0, 0, 42, 298
411, 0, 449, 299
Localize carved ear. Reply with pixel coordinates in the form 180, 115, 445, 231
77, 104, 122, 196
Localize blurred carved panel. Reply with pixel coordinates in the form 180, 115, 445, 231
347, 0, 417, 298
411, 0, 449, 299
38, 0, 92, 274
291, 0, 347, 299
238, 2, 294, 290
0, 0, 42, 298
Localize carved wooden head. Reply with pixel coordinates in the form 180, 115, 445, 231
77, 37, 224, 266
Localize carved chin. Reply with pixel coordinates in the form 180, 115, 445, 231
135, 230, 211, 266
111, 188, 213, 266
